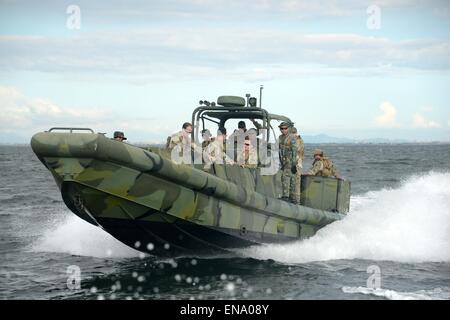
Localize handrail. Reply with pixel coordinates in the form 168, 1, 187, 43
47, 127, 95, 133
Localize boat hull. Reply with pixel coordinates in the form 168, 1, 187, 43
61, 180, 302, 256
31, 131, 347, 256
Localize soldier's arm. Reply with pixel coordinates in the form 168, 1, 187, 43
297, 138, 305, 160
278, 145, 284, 169
291, 137, 298, 165
250, 118, 262, 130
296, 138, 304, 171
225, 157, 234, 165
191, 140, 203, 154
308, 161, 323, 175
332, 165, 342, 179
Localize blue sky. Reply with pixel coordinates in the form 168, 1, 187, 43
1, 0, 449, 143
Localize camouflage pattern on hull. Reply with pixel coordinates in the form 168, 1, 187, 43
31, 131, 346, 255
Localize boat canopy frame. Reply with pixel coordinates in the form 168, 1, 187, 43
191, 105, 292, 144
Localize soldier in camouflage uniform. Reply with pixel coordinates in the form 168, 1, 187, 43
201, 129, 213, 149
167, 122, 194, 152
227, 121, 247, 162
289, 127, 304, 204
237, 136, 258, 169
203, 127, 234, 171
278, 122, 299, 203
306, 149, 341, 179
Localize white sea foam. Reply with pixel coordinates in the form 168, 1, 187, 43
342, 286, 450, 300
33, 215, 140, 258
240, 171, 450, 263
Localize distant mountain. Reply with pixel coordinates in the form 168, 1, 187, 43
301, 134, 410, 144
302, 134, 356, 144
356, 137, 410, 144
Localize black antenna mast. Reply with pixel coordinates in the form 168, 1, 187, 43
259, 85, 264, 108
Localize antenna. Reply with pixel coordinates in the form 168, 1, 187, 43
259, 85, 264, 108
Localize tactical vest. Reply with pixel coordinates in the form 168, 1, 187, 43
279, 134, 297, 166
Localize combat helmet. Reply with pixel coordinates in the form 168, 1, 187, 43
313, 148, 323, 156
113, 131, 127, 140
278, 121, 291, 129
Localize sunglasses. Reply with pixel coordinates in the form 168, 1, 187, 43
280, 127, 288, 130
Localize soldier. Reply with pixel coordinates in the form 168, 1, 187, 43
203, 127, 234, 171
113, 131, 127, 142
167, 122, 193, 151
289, 127, 304, 204
290, 127, 305, 171
237, 121, 247, 133
167, 122, 203, 164
306, 149, 341, 179
278, 122, 299, 203
237, 136, 258, 169
201, 129, 213, 149
228, 121, 247, 162
228, 121, 247, 142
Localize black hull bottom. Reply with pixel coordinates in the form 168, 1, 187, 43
96, 216, 297, 257
60, 181, 300, 257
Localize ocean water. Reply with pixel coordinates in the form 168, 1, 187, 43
0, 144, 449, 300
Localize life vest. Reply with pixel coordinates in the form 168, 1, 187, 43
279, 134, 297, 164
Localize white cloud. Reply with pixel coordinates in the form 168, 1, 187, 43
375, 102, 399, 127
1, 30, 449, 82
448, 120, 450, 126
0, 85, 109, 130
14, 0, 449, 22
412, 113, 441, 128
0, 85, 181, 143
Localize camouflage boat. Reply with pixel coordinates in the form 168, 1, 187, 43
30, 95, 350, 256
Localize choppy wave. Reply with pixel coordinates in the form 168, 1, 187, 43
342, 286, 450, 300
240, 171, 450, 263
